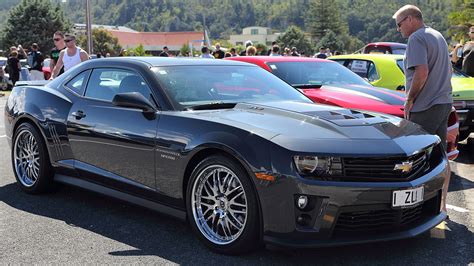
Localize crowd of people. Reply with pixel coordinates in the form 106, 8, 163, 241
1, 14, 472, 92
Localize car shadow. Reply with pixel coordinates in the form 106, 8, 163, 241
0, 182, 473, 264
453, 138, 474, 164
449, 172, 474, 193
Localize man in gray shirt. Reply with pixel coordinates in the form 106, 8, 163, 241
393, 5, 452, 213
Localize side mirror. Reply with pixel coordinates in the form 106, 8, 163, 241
112, 92, 156, 116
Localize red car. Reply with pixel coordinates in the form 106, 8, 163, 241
225, 56, 459, 160
363, 42, 407, 55
42, 58, 51, 80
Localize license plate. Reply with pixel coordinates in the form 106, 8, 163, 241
392, 187, 424, 208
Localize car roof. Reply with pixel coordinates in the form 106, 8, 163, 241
226, 56, 332, 63
329, 54, 404, 61
365, 42, 407, 48
86, 56, 256, 67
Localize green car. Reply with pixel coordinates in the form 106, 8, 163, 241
330, 54, 474, 141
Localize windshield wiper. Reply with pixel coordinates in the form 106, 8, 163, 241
292, 84, 323, 89
185, 102, 237, 111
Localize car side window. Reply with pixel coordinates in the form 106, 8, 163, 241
64, 70, 90, 95
84, 68, 152, 102
367, 62, 380, 81
348, 60, 369, 78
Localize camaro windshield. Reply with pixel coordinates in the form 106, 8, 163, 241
266, 61, 371, 87
152, 65, 312, 109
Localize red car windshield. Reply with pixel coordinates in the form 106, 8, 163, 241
266, 61, 371, 87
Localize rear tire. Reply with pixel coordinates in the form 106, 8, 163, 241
12, 122, 54, 194
186, 155, 260, 255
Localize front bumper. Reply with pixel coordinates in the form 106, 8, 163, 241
257, 158, 449, 248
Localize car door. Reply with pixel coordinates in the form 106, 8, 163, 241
66, 67, 158, 189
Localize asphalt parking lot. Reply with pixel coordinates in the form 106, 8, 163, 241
0, 94, 472, 264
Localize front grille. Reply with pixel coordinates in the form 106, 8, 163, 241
343, 150, 428, 181
302, 144, 443, 182
333, 193, 440, 236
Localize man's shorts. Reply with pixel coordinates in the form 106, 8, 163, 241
410, 103, 452, 151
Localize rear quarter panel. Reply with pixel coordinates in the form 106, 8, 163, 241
5, 85, 74, 163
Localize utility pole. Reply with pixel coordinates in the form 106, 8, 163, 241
85, 0, 93, 55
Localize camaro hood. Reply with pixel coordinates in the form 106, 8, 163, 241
452, 77, 474, 100
185, 101, 437, 155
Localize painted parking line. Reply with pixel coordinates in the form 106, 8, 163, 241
0, 135, 6, 138
446, 204, 469, 213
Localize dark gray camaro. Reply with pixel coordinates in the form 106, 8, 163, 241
4, 57, 448, 254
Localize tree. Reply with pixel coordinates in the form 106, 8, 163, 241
338, 33, 365, 54
316, 30, 344, 52
129, 44, 151, 56
448, 0, 474, 42
78, 28, 121, 56
276, 26, 313, 55
1, 0, 70, 54
306, 0, 346, 41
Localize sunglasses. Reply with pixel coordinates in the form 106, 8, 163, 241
53, 38, 61, 41
396, 16, 409, 28
64, 39, 74, 43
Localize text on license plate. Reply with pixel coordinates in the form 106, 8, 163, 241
392, 187, 424, 207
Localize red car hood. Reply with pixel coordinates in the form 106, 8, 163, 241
300, 84, 405, 117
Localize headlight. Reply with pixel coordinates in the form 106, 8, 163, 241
293, 156, 342, 176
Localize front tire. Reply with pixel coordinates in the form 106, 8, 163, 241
12, 122, 54, 194
186, 155, 260, 255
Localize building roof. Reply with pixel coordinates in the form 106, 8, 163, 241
108, 30, 205, 50
74, 23, 138, 32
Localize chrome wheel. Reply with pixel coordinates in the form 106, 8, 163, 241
191, 165, 248, 245
14, 129, 40, 187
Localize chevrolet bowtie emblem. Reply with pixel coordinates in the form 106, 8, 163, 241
394, 161, 413, 173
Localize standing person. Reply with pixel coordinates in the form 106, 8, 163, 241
212, 43, 225, 59
269, 45, 281, 56
393, 5, 453, 213
27, 43, 44, 80
159, 46, 169, 57
7, 51, 21, 86
313, 47, 327, 59
240, 40, 253, 56
453, 26, 474, 77
246, 46, 257, 56
50, 31, 66, 77
267, 41, 277, 55
16, 45, 27, 60
229, 47, 238, 57
325, 48, 332, 57
200, 46, 214, 59
291, 47, 300, 56
51, 34, 89, 79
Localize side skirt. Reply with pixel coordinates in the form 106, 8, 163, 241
54, 174, 186, 220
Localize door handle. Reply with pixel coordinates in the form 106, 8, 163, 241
71, 110, 86, 120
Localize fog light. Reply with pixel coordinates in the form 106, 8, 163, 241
297, 195, 308, 210
296, 214, 312, 226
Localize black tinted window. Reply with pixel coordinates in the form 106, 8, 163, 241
65, 70, 90, 95
85, 68, 151, 102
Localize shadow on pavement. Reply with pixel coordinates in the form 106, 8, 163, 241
0, 182, 473, 264
453, 138, 474, 164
